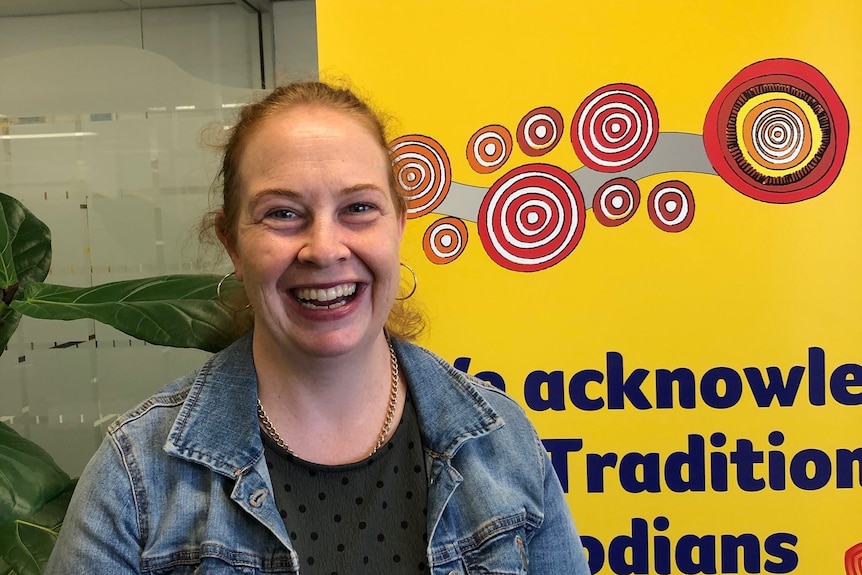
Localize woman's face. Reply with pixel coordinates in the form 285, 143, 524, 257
219, 106, 406, 359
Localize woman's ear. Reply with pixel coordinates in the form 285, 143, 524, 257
215, 211, 243, 281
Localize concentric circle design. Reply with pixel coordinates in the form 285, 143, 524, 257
389, 134, 451, 218
571, 83, 659, 172
478, 164, 585, 272
703, 58, 849, 203
846, 542, 862, 575
517, 106, 564, 157
647, 180, 695, 233
593, 178, 641, 227
466, 125, 513, 174
423, 217, 469, 265
742, 98, 814, 170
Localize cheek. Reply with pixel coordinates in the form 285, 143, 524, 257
234, 237, 284, 281
380, 247, 404, 294
364, 239, 400, 287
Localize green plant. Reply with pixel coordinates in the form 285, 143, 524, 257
0, 191, 239, 574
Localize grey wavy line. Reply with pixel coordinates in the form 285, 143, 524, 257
435, 132, 716, 223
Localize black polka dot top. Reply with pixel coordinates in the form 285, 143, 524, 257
263, 390, 429, 574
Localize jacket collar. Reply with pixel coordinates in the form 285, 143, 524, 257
163, 333, 504, 474
164, 332, 262, 477
392, 338, 505, 457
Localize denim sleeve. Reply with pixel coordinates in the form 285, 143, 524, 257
44, 433, 143, 574
526, 438, 592, 575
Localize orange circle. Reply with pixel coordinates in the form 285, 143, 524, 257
423, 217, 469, 264
466, 125, 512, 174
741, 99, 813, 171
389, 134, 451, 218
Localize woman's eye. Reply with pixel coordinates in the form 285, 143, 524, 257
347, 203, 374, 214
268, 209, 297, 219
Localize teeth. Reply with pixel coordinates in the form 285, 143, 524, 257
299, 299, 348, 310
294, 283, 356, 303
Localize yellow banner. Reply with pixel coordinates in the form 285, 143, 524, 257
317, 1, 862, 572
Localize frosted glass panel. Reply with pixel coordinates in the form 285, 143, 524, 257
0, 3, 271, 477
0, 5, 262, 89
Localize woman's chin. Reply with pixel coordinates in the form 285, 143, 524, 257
258, 321, 381, 360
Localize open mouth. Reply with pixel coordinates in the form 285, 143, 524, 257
292, 283, 358, 310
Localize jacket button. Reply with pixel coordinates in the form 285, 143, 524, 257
249, 488, 268, 508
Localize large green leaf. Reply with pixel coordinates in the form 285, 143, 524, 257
0, 193, 52, 356
0, 423, 70, 526
0, 310, 21, 359
0, 483, 75, 575
0, 198, 17, 358
0, 199, 16, 290
0, 194, 51, 293
11, 275, 243, 353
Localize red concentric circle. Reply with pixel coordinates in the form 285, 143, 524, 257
478, 164, 585, 272
845, 542, 862, 575
647, 180, 695, 233
517, 106, 564, 157
704, 58, 849, 203
467, 125, 512, 174
422, 217, 469, 265
593, 178, 641, 227
571, 83, 659, 172
389, 134, 451, 218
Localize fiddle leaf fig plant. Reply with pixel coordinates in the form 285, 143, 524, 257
0, 191, 243, 574
0, 193, 52, 354
0, 422, 75, 575
14, 275, 239, 353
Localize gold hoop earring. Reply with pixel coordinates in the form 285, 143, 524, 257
217, 271, 251, 312
396, 263, 417, 301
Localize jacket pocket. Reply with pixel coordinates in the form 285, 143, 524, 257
463, 529, 529, 575
150, 559, 293, 574
143, 548, 297, 575
433, 527, 530, 575
149, 559, 254, 574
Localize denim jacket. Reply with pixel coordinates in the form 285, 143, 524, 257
46, 334, 591, 574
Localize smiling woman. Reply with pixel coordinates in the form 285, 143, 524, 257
44, 81, 592, 575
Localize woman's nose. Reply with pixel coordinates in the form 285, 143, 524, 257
297, 218, 350, 266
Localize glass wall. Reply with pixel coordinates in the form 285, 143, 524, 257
0, 0, 315, 476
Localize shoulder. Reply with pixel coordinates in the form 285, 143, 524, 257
394, 338, 545, 467
106, 333, 252, 437
106, 366, 199, 437
396, 341, 558, 520
395, 338, 531, 421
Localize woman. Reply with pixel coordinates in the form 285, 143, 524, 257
46, 81, 591, 574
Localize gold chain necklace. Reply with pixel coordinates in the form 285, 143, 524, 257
257, 337, 400, 458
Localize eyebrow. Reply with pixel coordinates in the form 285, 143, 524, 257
247, 184, 388, 211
